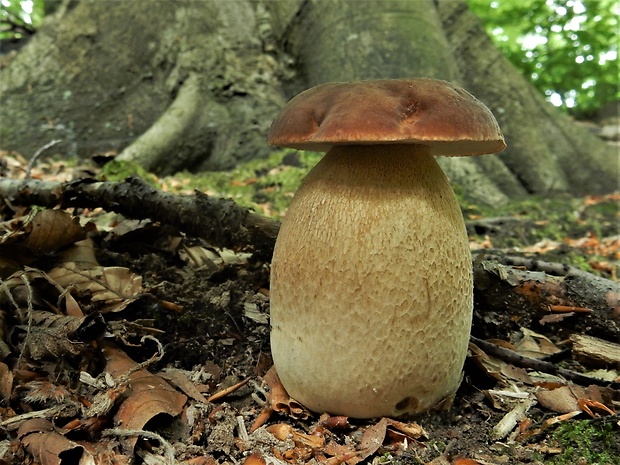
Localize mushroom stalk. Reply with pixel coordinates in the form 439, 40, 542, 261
270, 144, 473, 418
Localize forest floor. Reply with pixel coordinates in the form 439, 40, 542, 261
0, 149, 618, 465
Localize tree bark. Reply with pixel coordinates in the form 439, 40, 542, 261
436, 0, 617, 197
0, 0, 287, 173
0, 0, 617, 205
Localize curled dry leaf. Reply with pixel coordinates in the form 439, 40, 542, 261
18, 418, 93, 465
101, 343, 187, 453
384, 418, 427, 440
263, 366, 309, 420
47, 263, 143, 313
267, 423, 324, 449
266, 423, 329, 463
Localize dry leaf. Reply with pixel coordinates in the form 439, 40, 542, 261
57, 238, 100, 268
452, 459, 484, 465
18, 418, 93, 465
267, 423, 324, 449
357, 418, 388, 460
536, 384, 617, 415
468, 343, 505, 382
160, 368, 209, 404
536, 385, 586, 414
384, 418, 427, 440
0, 362, 13, 400
48, 263, 143, 313
514, 328, 561, 359
102, 343, 187, 452
243, 452, 266, 465
22, 210, 86, 254
355, 417, 427, 462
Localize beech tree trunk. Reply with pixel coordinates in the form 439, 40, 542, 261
0, 0, 616, 206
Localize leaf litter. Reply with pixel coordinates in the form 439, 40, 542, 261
0, 152, 618, 464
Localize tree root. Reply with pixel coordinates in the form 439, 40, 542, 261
115, 73, 232, 175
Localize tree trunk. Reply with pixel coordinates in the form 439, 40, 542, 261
0, 0, 616, 205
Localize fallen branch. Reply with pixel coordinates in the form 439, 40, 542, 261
0, 177, 280, 257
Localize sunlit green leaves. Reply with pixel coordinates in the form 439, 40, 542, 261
0, 0, 44, 40
468, 0, 619, 116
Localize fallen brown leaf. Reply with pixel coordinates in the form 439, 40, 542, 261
18, 418, 93, 465
48, 263, 143, 313
101, 342, 187, 453
357, 418, 389, 460
536, 384, 617, 415
160, 368, 209, 404
22, 209, 86, 254
0, 362, 13, 400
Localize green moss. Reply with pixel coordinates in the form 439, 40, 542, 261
548, 420, 619, 465
102, 159, 159, 185
165, 149, 322, 219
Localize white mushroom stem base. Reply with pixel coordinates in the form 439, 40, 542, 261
269, 144, 473, 418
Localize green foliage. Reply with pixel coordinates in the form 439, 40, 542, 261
468, 0, 619, 116
549, 420, 619, 464
0, 0, 45, 40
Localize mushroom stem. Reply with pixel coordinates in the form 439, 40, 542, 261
269, 144, 473, 418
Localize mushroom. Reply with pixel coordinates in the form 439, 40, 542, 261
268, 78, 506, 418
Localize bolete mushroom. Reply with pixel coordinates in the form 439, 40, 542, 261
268, 78, 506, 418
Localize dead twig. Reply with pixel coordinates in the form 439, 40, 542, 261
24, 139, 62, 178
470, 336, 618, 388
207, 378, 249, 402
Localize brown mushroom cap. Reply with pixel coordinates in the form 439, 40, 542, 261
269, 78, 506, 156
